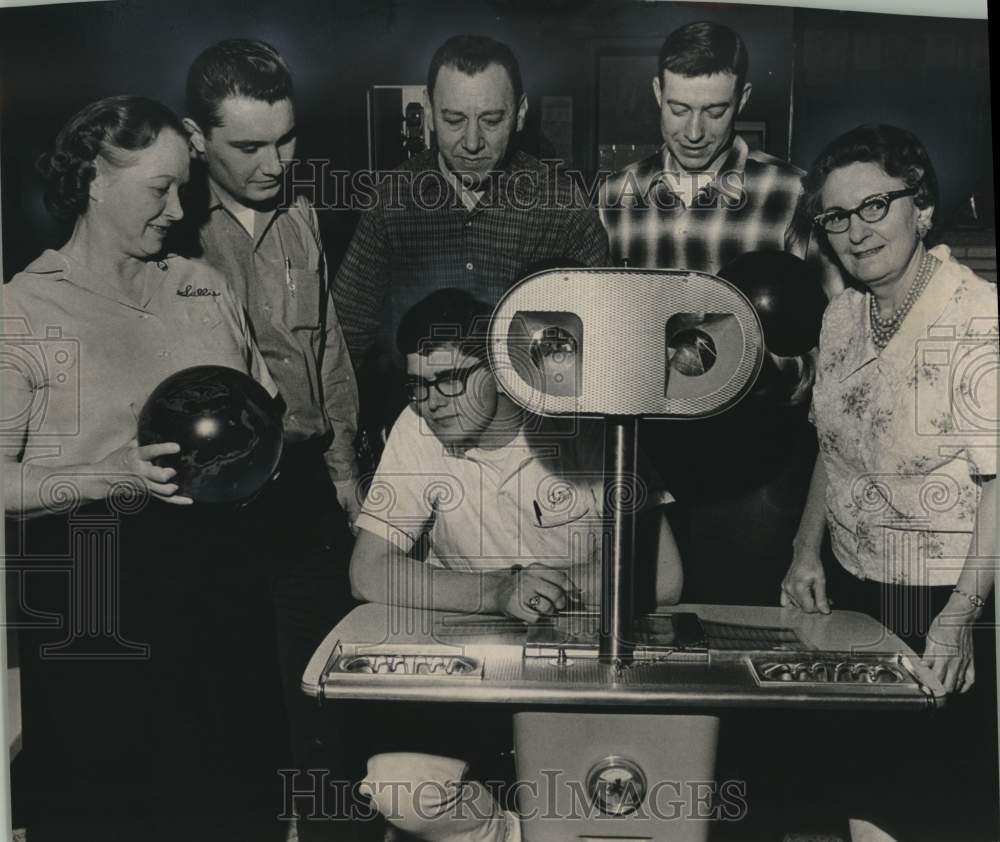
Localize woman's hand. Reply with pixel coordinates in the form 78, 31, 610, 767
493, 563, 581, 623
922, 598, 979, 693
780, 548, 831, 613
94, 440, 193, 505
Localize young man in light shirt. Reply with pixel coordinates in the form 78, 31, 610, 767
349, 288, 683, 842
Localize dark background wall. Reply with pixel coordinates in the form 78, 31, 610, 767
791, 8, 993, 231
0, 0, 992, 280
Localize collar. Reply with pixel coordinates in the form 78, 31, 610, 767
460, 425, 538, 488
836, 293, 879, 380
207, 180, 280, 245
438, 153, 484, 210
36, 249, 164, 311
837, 244, 958, 379
647, 135, 749, 203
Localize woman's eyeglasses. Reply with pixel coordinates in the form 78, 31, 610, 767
813, 187, 918, 234
405, 360, 488, 403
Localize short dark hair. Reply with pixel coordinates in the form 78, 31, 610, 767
36, 95, 186, 220
186, 38, 293, 133
396, 288, 493, 361
658, 21, 749, 92
799, 124, 939, 224
427, 35, 523, 104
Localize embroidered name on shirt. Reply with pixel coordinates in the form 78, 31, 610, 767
177, 284, 221, 298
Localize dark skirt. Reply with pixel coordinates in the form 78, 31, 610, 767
821, 539, 999, 842
9, 497, 289, 842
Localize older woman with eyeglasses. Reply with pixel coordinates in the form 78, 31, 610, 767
780, 124, 998, 842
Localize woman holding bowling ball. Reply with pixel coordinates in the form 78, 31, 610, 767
780, 124, 998, 842
2, 97, 287, 841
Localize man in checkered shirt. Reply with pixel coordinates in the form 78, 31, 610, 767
332, 33, 609, 381
600, 21, 839, 607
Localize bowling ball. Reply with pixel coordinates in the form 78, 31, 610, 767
718, 250, 827, 356
137, 365, 283, 504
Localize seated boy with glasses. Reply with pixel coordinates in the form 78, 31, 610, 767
350, 287, 682, 621
348, 288, 682, 842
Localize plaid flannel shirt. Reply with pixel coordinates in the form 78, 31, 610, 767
600, 137, 836, 406
332, 149, 610, 365
599, 136, 811, 271
599, 137, 829, 501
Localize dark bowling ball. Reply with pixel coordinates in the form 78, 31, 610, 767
718, 250, 827, 356
137, 365, 283, 504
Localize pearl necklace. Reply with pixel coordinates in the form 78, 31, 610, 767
869, 252, 939, 349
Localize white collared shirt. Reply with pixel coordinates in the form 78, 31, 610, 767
356, 407, 671, 572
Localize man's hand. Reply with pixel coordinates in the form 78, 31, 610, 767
492, 563, 581, 623
334, 477, 363, 533
780, 548, 831, 613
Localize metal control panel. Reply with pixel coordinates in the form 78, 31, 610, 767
303, 604, 945, 710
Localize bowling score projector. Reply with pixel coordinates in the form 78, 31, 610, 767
303, 268, 946, 842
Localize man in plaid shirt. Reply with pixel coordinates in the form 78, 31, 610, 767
600, 21, 838, 607
332, 34, 609, 375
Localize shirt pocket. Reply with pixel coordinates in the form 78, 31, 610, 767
287, 267, 322, 330
531, 475, 596, 528
524, 494, 597, 566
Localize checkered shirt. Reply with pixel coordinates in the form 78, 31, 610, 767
599, 136, 812, 272
332, 149, 610, 365
600, 136, 838, 409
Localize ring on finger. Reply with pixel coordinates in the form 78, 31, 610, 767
527, 594, 543, 612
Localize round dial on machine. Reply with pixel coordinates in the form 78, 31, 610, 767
586, 756, 647, 816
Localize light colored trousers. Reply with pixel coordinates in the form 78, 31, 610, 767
361, 753, 520, 842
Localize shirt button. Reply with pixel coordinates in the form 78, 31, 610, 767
157, 350, 170, 358
465, 220, 473, 228
283, 357, 292, 364
466, 262, 474, 271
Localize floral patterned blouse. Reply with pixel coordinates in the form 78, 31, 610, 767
812, 245, 998, 585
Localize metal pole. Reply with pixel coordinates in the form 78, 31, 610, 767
599, 416, 638, 666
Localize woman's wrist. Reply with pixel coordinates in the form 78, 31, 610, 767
83, 465, 125, 502
948, 587, 985, 618
21, 463, 109, 508
791, 534, 823, 560
941, 590, 983, 624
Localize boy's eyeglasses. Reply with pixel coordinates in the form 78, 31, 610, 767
405, 360, 488, 403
